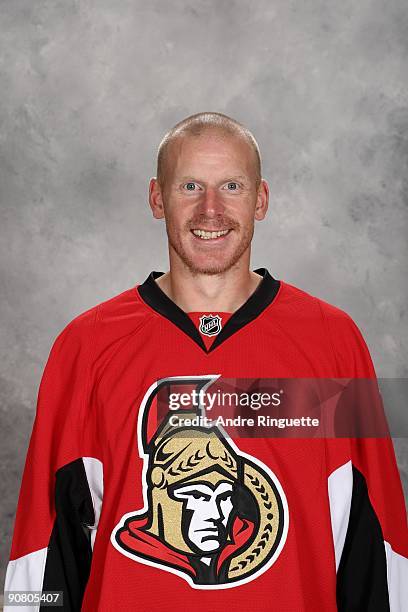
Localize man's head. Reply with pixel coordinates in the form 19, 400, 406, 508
169, 479, 234, 554
149, 112, 269, 275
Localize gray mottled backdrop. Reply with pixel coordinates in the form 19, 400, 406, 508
1, 0, 407, 592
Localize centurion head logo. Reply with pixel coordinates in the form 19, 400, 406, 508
111, 375, 288, 589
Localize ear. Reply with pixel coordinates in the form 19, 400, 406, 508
149, 177, 165, 219
254, 179, 269, 221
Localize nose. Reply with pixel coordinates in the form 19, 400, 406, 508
202, 497, 222, 522
197, 187, 225, 217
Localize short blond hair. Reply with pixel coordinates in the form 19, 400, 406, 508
156, 112, 262, 189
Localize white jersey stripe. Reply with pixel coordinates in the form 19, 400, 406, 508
327, 460, 353, 571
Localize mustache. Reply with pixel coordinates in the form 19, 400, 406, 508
187, 218, 240, 230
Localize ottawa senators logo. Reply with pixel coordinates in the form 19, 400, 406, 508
111, 375, 288, 589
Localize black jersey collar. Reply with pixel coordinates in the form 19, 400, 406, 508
137, 267, 280, 354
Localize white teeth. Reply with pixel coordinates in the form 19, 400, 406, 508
192, 229, 230, 240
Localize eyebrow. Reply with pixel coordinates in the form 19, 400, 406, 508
177, 175, 249, 183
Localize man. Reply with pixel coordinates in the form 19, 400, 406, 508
4, 112, 408, 610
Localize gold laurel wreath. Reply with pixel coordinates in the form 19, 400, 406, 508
227, 462, 281, 579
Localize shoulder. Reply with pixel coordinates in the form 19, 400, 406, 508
279, 279, 358, 323
278, 280, 376, 377
277, 279, 353, 323
50, 283, 152, 353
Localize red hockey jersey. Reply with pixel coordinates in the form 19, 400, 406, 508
4, 268, 408, 611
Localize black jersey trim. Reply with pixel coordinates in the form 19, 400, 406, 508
40, 458, 95, 611
336, 465, 390, 611
137, 267, 280, 354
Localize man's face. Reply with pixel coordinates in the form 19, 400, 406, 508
150, 132, 268, 275
171, 481, 234, 554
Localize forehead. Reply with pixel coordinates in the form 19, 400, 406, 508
169, 131, 255, 178
174, 481, 234, 494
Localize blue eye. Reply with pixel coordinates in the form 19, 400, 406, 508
185, 182, 196, 191
227, 182, 238, 190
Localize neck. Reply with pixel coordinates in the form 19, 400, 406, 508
155, 259, 262, 313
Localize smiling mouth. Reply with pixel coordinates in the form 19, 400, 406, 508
191, 228, 232, 241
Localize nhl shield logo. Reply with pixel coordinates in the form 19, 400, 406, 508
199, 314, 222, 337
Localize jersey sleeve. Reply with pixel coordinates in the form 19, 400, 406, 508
322, 304, 408, 611
3, 309, 103, 612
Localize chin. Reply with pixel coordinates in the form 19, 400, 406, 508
186, 249, 240, 275
187, 259, 234, 275
170, 236, 247, 275
198, 542, 219, 553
